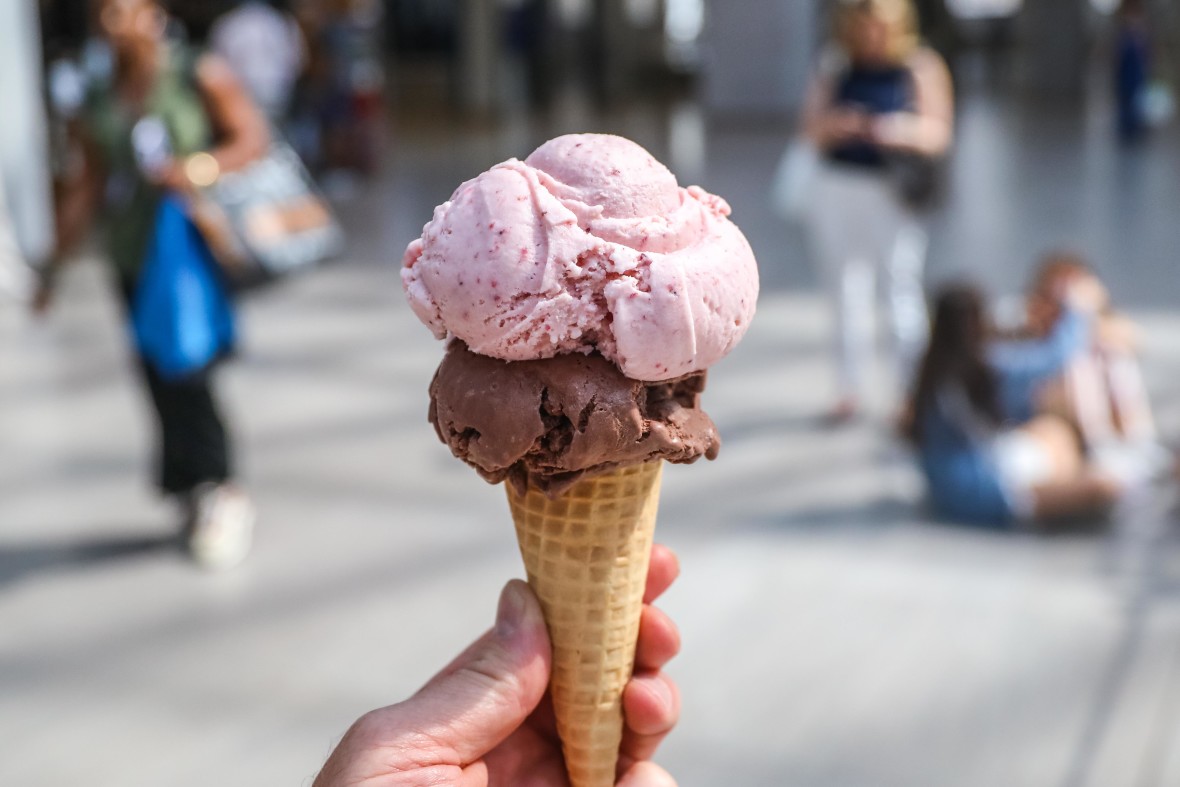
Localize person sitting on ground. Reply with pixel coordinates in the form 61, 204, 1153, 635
903, 280, 1123, 527
313, 544, 682, 787
1023, 251, 1173, 484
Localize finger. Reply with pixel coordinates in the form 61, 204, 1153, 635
634, 605, 680, 672
368, 581, 551, 766
617, 760, 677, 787
619, 671, 680, 766
644, 544, 679, 604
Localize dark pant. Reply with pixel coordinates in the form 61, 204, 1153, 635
119, 276, 232, 495
139, 359, 232, 495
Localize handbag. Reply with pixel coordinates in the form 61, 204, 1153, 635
770, 137, 820, 225
132, 195, 236, 380
188, 139, 344, 289
886, 151, 948, 212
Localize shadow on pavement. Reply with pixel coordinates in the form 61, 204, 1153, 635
750, 496, 1121, 538
736, 496, 936, 535
0, 533, 179, 588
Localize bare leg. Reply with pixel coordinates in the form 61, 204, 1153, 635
1068, 356, 1119, 447
1015, 415, 1122, 521
1035, 358, 1117, 449
1019, 415, 1084, 481
1103, 351, 1158, 442
1035, 375, 1072, 425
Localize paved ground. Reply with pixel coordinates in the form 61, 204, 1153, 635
4, 72, 1180, 786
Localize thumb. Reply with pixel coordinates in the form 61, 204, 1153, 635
386, 580, 552, 766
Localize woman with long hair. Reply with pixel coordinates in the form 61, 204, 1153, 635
801, 0, 954, 423
35, 0, 270, 568
906, 281, 1122, 527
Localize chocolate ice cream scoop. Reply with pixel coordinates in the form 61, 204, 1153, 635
429, 340, 720, 495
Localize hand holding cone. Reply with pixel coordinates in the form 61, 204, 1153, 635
312, 547, 681, 787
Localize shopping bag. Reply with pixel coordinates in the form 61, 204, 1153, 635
191, 139, 344, 289
770, 137, 820, 225
132, 195, 236, 380
885, 151, 949, 212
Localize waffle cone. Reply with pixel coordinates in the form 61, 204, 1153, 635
506, 461, 663, 787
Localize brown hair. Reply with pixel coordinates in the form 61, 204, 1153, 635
1025, 250, 1100, 337
906, 283, 1003, 444
1030, 249, 1091, 297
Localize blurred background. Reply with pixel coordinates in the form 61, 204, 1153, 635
4, 0, 1180, 785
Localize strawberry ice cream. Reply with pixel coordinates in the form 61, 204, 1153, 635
401, 133, 758, 381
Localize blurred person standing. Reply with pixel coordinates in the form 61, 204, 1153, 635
904, 281, 1123, 528
1113, 0, 1152, 144
800, 0, 954, 424
34, 0, 270, 570
299, 0, 384, 179
504, 0, 553, 109
209, 0, 307, 123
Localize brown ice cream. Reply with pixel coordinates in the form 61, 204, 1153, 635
429, 340, 721, 495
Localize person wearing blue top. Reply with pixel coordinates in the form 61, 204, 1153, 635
903, 281, 1123, 527
1114, 0, 1151, 144
801, 0, 954, 424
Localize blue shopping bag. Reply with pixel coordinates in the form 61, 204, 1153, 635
131, 195, 236, 380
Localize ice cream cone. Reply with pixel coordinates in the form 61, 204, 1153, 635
506, 461, 664, 787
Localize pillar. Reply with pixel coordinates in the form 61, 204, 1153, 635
591, 0, 633, 104
699, 0, 819, 117
0, 0, 53, 264
457, 0, 501, 115
1017, 0, 1088, 98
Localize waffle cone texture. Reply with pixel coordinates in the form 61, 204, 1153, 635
506, 461, 663, 787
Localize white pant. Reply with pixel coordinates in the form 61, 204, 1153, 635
809, 163, 929, 402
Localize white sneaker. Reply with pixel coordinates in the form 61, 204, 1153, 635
188, 483, 256, 571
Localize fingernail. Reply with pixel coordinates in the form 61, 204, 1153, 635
495, 580, 528, 639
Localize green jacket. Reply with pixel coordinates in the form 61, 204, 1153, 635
84, 45, 211, 279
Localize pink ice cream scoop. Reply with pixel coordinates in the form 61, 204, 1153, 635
401, 133, 759, 381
